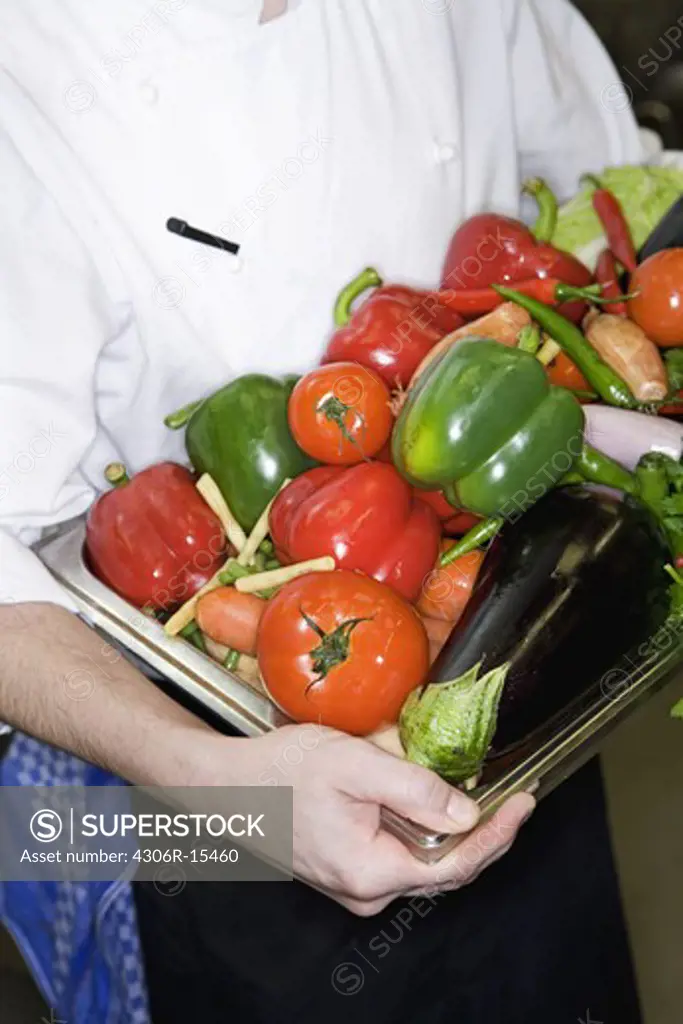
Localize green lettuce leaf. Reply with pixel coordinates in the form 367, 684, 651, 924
552, 166, 683, 269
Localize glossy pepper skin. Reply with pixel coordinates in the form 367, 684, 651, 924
402, 487, 671, 769
494, 284, 637, 409
180, 375, 316, 532
269, 462, 442, 603
582, 175, 638, 275
321, 267, 465, 389
85, 462, 226, 611
441, 179, 593, 323
392, 338, 585, 518
594, 249, 628, 317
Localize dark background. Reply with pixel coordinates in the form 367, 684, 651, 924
575, 0, 683, 147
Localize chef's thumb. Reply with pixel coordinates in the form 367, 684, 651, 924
358, 746, 481, 835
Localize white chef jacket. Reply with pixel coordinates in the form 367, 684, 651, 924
0, 0, 644, 616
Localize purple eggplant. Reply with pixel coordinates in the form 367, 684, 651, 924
400, 487, 672, 781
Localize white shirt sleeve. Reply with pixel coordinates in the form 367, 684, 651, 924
0, 126, 124, 613
506, 0, 646, 201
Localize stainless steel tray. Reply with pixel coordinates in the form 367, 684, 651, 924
35, 518, 683, 864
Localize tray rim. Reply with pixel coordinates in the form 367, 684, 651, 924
34, 517, 683, 864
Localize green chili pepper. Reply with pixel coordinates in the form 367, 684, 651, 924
558, 471, 586, 486
258, 539, 275, 556
440, 517, 504, 567
493, 285, 637, 409
576, 444, 638, 495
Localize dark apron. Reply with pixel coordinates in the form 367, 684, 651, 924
134, 756, 642, 1024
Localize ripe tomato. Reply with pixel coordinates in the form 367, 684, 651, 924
257, 570, 429, 735
628, 250, 683, 347
288, 362, 393, 465
416, 542, 484, 622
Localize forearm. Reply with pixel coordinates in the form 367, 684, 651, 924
0, 602, 222, 786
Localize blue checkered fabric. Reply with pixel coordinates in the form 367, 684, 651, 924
0, 733, 150, 1024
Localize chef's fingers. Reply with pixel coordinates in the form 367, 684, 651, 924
320, 793, 535, 917
361, 793, 534, 912
342, 745, 482, 835
404, 791, 536, 894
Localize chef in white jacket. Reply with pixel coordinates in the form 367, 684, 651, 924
0, 1, 646, 1022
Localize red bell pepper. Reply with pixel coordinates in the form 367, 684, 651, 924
441, 178, 594, 322
416, 489, 481, 536
270, 462, 441, 603
321, 267, 464, 389
85, 462, 227, 611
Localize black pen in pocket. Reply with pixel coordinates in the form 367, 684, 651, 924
166, 218, 240, 255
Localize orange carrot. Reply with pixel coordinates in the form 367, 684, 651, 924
196, 587, 266, 656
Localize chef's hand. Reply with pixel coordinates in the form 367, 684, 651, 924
210, 724, 535, 917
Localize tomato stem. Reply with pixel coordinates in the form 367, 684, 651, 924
318, 395, 368, 459
302, 609, 373, 691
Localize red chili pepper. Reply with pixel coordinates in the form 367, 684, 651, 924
582, 175, 638, 275
437, 277, 606, 318
270, 463, 441, 603
594, 248, 628, 317
85, 462, 227, 611
441, 178, 594, 322
321, 268, 464, 389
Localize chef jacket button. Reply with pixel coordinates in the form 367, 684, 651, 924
433, 141, 459, 164
140, 80, 159, 105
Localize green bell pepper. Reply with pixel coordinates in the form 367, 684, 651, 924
392, 338, 585, 518
166, 375, 315, 531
